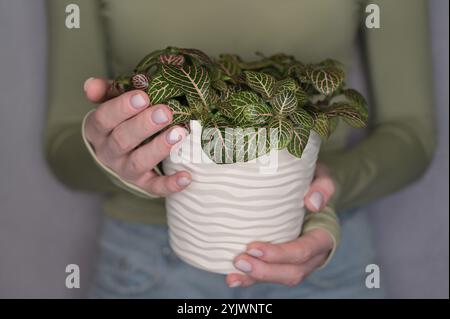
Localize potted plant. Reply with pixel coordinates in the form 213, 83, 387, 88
114, 47, 368, 274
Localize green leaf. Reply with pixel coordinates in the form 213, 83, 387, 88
212, 80, 228, 94
270, 90, 297, 115
288, 63, 311, 83
216, 101, 234, 119
162, 63, 211, 106
201, 116, 234, 164
186, 96, 208, 116
274, 78, 299, 93
326, 89, 369, 128
311, 112, 330, 140
134, 49, 165, 73
329, 116, 339, 133
287, 126, 311, 158
234, 127, 270, 162
243, 71, 276, 99
159, 54, 185, 66
228, 91, 273, 126
167, 100, 191, 125
344, 88, 369, 117
268, 117, 293, 149
319, 59, 345, 72
308, 66, 344, 96
147, 74, 182, 105
289, 108, 314, 128
326, 103, 367, 128
295, 87, 309, 106
217, 54, 241, 78
178, 48, 213, 65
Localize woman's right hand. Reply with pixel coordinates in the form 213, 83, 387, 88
83, 77, 192, 197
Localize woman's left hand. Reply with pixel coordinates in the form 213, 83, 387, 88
226, 163, 336, 288
226, 228, 334, 287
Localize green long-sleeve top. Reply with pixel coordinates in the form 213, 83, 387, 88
45, 0, 436, 251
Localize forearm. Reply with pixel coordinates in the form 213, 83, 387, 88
322, 0, 436, 213
45, 123, 117, 192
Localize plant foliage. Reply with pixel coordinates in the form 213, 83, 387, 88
115, 47, 369, 163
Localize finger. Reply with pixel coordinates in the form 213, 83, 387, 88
226, 273, 256, 288
245, 230, 333, 265
304, 167, 335, 212
107, 104, 173, 155
233, 255, 305, 287
123, 126, 187, 178
301, 252, 331, 273
144, 171, 192, 197
83, 77, 115, 103
90, 90, 150, 135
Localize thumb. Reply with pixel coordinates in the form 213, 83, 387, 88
83, 77, 118, 103
304, 164, 336, 212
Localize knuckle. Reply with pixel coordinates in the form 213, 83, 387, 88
110, 128, 131, 153
128, 150, 147, 174
286, 275, 302, 287
154, 135, 172, 154
252, 268, 267, 282
92, 109, 110, 131
300, 248, 312, 262
286, 269, 304, 287
140, 110, 157, 134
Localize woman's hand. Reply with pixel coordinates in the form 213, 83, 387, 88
83, 77, 192, 197
226, 228, 334, 288
226, 163, 336, 288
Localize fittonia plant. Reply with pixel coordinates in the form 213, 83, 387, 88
113, 47, 368, 163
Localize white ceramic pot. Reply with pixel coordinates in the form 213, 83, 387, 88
163, 121, 322, 274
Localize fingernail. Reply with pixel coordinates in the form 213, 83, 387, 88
83, 77, 94, 91
151, 108, 169, 124
247, 248, 263, 258
130, 94, 148, 109
229, 281, 241, 288
234, 260, 252, 273
176, 177, 191, 187
310, 192, 324, 210
166, 128, 183, 145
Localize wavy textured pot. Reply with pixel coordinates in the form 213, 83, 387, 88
163, 121, 322, 274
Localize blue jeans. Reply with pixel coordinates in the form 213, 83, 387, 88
88, 208, 386, 298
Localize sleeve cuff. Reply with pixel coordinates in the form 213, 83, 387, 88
81, 110, 161, 199
301, 205, 341, 269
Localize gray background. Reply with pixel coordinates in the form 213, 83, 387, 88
0, 0, 448, 298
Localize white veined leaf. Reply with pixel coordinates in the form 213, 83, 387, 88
326, 103, 367, 128
228, 91, 273, 126
201, 116, 234, 164
147, 74, 182, 105
311, 112, 330, 140
289, 108, 314, 128
268, 117, 293, 149
270, 90, 297, 115
243, 71, 276, 99
217, 54, 242, 78
308, 66, 344, 96
326, 89, 369, 128
274, 78, 299, 93
295, 87, 309, 106
162, 63, 211, 106
234, 127, 270, 162
134, 49, 165, 73
167, 99, 191, 125
287, 126, 311, 158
